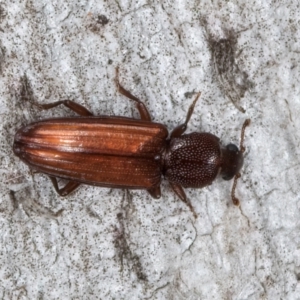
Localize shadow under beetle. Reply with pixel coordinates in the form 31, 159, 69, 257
13, 68, 250, 217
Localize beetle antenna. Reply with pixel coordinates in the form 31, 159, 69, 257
231, 119, 250, 206
239, 119, 251, 153
231, 173, 241, 206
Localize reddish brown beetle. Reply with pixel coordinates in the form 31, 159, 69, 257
13, 70, 250, 217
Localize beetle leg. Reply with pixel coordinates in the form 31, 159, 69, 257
37, 100, 93, 116
170, 92, 201, 138
49, 176, 81, 196
169, 182, 197, 218
147, 186, 161, 199
115, 67, 151, 121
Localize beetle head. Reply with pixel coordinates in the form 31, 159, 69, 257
220, 143, 243, 180
220, 119, 250, 206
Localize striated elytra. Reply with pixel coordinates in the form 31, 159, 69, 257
13, 69, 250, 217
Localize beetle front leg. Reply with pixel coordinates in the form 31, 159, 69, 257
36, 100, 93, 116
115, 67, 151, 121
170, 92, 201, 138
49, 176, 81, 196
169, 182, 197, 218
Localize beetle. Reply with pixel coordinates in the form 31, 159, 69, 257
13, 69, 250, 217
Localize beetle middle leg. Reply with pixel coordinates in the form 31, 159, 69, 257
115, 67, 151, 121
49, 176, 81, 196
170, 92, 201, 138
36, 100, 93, 116
147, 186, 161, 199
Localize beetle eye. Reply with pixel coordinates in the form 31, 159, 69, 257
226, 143, 239, 153
222, 173, 232, 180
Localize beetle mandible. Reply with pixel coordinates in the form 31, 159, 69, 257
13, 68, 250, 217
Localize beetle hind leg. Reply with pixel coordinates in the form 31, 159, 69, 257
169, 182, 197, 218
115, 67, 151, 121
49, 176, 80, 196
36, 100, 93, 116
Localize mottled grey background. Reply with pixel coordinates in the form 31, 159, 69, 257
1, 0, 300, 299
